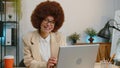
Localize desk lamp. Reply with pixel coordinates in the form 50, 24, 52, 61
97, 19, 120, 39
98, 19, 120, 66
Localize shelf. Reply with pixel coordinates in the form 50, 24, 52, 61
74, 42, 111, 45
4, 21, 17, 23
3, 0, 13, 1
0, 44, 17, 47
0, 0, 19, 67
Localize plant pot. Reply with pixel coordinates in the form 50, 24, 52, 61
72, 39, 77, 44
88, 37, 94, 43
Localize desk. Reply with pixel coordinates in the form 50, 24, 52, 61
74, 42, 111, 62
95, 43, 111, 62
94, 63, 119, 68
14, 63, 119, 68
14, 67, 26, 68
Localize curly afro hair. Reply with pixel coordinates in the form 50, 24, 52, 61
31, 1, 64, 32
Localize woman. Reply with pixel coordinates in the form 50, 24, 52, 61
22, 1, 66, 68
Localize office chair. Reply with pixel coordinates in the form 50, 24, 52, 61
19, 59, 25, 67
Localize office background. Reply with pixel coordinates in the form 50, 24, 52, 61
18, 0, 120, 62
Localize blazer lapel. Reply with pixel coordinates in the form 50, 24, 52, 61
30, 31, 42, 60
50, 33, 59, 58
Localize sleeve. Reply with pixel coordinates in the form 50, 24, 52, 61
22, 35, 47, 68
56, 32, 67, 46
60, 33, 67, 46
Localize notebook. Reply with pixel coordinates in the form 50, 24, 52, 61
57, 44, 99, 68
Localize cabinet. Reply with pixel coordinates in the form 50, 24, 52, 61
0, 0, 19, 67
74, 42, 111, 62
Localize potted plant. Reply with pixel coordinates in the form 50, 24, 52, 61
8, 14, 12, 21
68, 32, 80, 44
85, 28, 97, 43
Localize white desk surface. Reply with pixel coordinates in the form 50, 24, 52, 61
14, 63, 119, 68
94, 63, 119, 68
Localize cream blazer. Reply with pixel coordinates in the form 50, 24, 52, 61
22, 30, 66, 68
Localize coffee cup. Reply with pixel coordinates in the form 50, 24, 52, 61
4, 55, 14, 68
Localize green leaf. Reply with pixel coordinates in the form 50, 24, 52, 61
68, 32, 80, 41
85, 28, 97, 37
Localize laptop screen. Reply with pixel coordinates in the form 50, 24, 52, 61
57, 44, 99, 68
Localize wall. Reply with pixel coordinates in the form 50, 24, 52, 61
114, 0, 120, 10
111, 10, 120, 57
20, 0, 116, 42
19, 0, 118, 61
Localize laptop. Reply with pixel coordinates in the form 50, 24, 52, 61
57, 44, 99, 68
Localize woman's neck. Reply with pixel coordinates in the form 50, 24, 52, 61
39, 31, 50, 39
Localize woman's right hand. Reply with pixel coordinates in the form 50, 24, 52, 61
47, 57, 57, 68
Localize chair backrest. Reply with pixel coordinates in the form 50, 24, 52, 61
19, 59, 25, 67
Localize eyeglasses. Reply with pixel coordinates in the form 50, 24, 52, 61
43, 18, 55, 25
